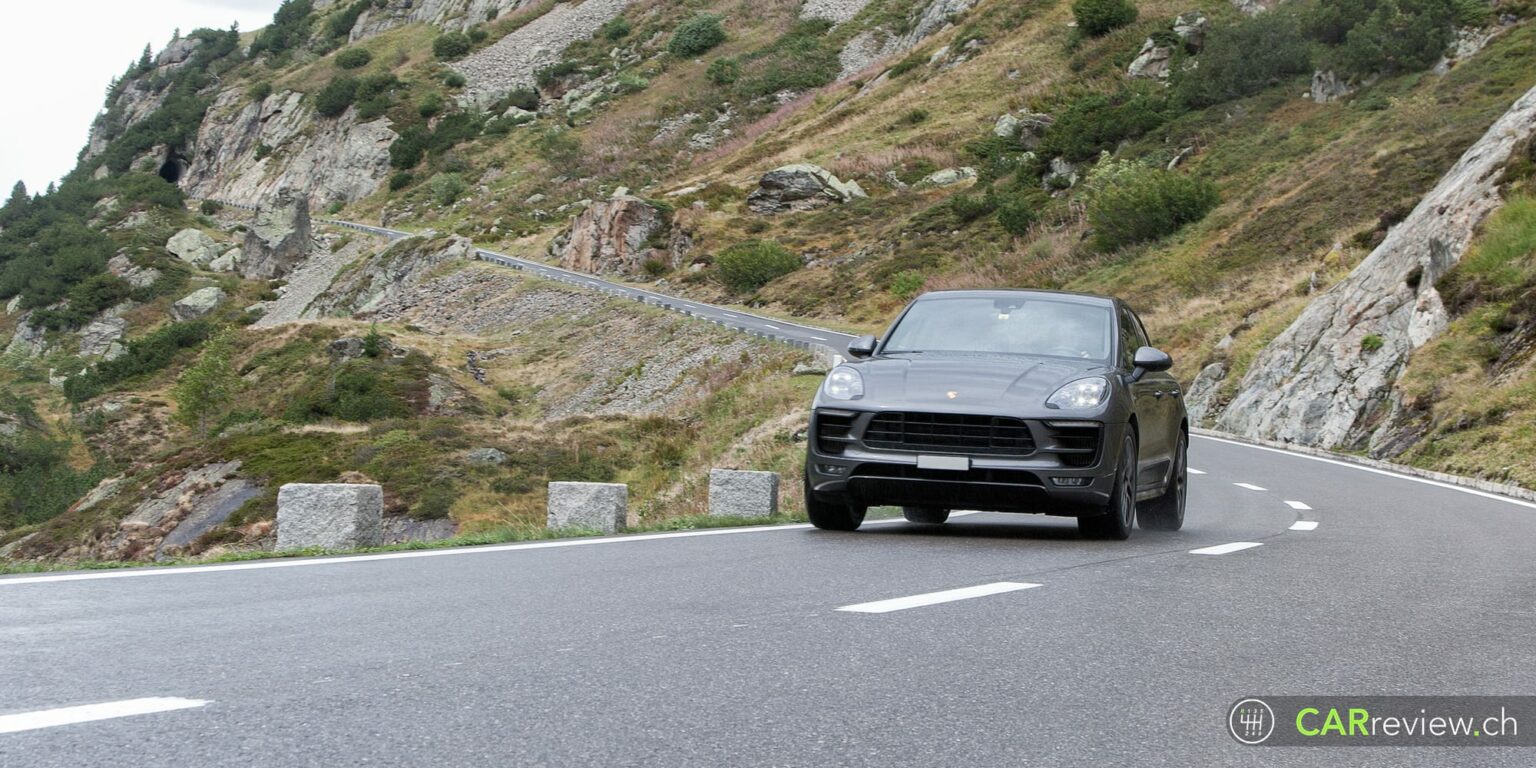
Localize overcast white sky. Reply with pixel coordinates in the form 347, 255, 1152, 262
0, 1, 284, 195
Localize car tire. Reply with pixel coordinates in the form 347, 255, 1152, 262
1140, 432, 1187, 531
902, 506, 950, 524
1078, 432, 1137, 541
804, 472, 866, 531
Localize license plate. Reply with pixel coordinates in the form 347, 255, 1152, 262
917, 455, 970, 471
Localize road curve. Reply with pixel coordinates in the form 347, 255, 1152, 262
214, 201, 857, 353
3, 436, 1535, 766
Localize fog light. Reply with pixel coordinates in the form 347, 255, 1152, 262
1051, 476, 1090, 487
818, 464, 849, 476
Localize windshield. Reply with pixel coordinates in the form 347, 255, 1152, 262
881, 296, 1114, 360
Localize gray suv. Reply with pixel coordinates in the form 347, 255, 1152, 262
804, 290, 1187, 539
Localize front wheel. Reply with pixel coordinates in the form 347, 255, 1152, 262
1140, 432, 1187, 531
1078, 432, 1137, 541
805, 472, 866, 531
902, 506, 950, 524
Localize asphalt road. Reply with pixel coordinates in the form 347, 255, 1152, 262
4, 435, 1534, 766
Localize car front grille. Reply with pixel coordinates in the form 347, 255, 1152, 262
862, 412, 1036, 457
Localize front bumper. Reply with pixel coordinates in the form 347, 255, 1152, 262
805, 409, 1128, 515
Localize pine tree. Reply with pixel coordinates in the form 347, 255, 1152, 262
136, 43, 153, 73
172, 328, 239, 437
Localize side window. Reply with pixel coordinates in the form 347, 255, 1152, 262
1127, 310, 1151, 350
1117, 310, 1139, 369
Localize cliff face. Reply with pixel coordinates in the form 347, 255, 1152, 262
1214, 83, 1536, 450
184, 89, 397, 207
349, 0, 539, 42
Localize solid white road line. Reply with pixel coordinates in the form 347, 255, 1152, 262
1233, 483, 1267, 491
1192, 433, 1536, 510
0, 517, 932, 587
836, 582, 1042, 614
1190, 542, 1264, 555
810, 335, 828, 341
1284, 500, 1312, 511
1289, 521, 1319, 531
1188, 468, 1207, 475
0, 698, 209, 734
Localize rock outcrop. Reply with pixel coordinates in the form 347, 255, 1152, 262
185, 88, 398, 207
1310, 70, 1353, 104
348, 0, 538, 42
79, 317, 127, 359
171, 286, 227, 321
549, 195, 667, 275
801, 0, 873, 25
166, 228, 219, 266
241, 191, 312, 280
1215, 83, 1536, 449
836, 0, 978, 78
3, 314, 47, 358
747, 164, 867, 214
452, 0, 636, 109
1128, 12, 1207, 80
309, 235, 474, 318
1229, 0, 1288, 15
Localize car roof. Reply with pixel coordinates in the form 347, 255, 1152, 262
914, 289, 1119, 308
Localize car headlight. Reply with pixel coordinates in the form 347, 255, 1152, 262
1046, 376, 1108, 409
824, 367, 864, 400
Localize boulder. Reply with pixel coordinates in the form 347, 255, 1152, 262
1173, 11, 1210, 51
241, 190, 312, 280
1311, 70, 1353, 104
208, 247, 242, 273
708, 470, 780, 518
1230, 0, 1288, 15
464, 447, 508, 466
547, 482, 627, 534
3, 313, 47, 358
1216, 83, 1536, 449
994, 112, 1053, 148
171, 286, 226, 321
501, 105, 537, 124
549, 195, 668, 276
918, 167, 978, 187
79, 317, 127, 359
1127, 39, 1175, 80
166, 228, 219, 266
107, 254, 161, 289
5, 296, 19, 315
276, 483, 384, 551
747, 164, 867, 214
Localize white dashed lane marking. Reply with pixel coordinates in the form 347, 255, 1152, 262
1190, 542, 1264, 556
837, 582, 1042, 614
1284, 501, 1312, 510
1233, 483, 1267, 491
1188, 468, 1207, 475
1289, 521, 1319, 531
0, 698, 209, 734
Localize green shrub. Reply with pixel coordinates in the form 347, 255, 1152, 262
1330, 0, 1457, 77
1040, 87, 1166, 162
250, 0, 315, 59
389, 127, 428, 169
707, 57, 741, 85
731, 19, 839, 99
389, 171, 414, 191
715, 240, 801, 293
313, 76, 358, 117
1361, 334, 1385, 352
602, 16, 632, 41
1174, 8, 1312, 108
501, 87, 539, 112
433, 31, 473, 61
248, 81, 273, 102
468, 25, 488, 43
200, 199, 222, 215
1085, 161, 1220, 251
1071, 0, 1138, 36
429, 172, 466, 206
668, 15, 726, 57
890, 269, 926, 299
642, 258, 671, 278
418, 91, 444, 117
334, 47, 372, 69
948, 193, 997, 223
995, 188, 1049, 236
327, 0, 372, 40
30, 273, 131, 331
444, 71, 467, 88
65, 320, 212, 403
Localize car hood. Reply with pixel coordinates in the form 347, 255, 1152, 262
850, 353, 1110, 412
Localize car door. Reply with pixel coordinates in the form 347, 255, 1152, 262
1119, 308, 1165, 489
1127, 308, 1179, 487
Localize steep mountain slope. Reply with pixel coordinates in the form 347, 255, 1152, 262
4, 0, 1535, 563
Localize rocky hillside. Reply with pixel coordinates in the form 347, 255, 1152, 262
5, 0, 1536, 563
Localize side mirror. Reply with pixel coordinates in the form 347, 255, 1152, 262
847, 335, 878, 359
1133, 346, 1173, 374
